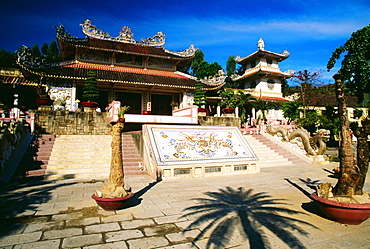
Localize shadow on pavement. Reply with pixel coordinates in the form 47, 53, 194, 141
181, 186, 317, 249
0, 179, 76, 238
125, 180, 160, 208
285, 178, 330, 221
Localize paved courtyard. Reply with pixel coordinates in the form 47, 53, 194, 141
0, 162, 369, 248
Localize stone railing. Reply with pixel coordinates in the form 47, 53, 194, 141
0, 119, 32, 181
35, 110, 112, 135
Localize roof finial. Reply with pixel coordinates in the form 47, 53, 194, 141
258, 38, 265, 51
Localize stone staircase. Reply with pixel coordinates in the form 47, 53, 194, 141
44, 134, 146, 180
16, 134, 55, 180
244, 134, 306, 168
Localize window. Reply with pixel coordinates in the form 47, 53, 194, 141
267, 59, 273, 66
250, 81, 256, 89
267, 79, 275, 90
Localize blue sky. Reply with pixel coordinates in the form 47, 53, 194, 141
1, 0, 369, 85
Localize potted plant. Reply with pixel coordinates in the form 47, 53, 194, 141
92, 105, 134, 211
219, 89, 238, 113
193, 81, 208, 115
35, 83, 53, 107
312, 25, 370, 225
219, 89, 255, 118
82, 70, 100, 109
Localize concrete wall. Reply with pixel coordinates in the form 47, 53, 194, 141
198, 116, 241, 127
35, 110, 112, 135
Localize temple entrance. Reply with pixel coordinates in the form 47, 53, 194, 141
116, 92, 141, 114
151, 94, 172, 115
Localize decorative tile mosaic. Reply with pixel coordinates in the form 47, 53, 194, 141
144, 125, 258, 166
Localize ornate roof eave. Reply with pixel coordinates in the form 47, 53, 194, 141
232, 66, 293, 82
176, 70, 227, 90
81, 19, 166, 47
235, 49, 290, 64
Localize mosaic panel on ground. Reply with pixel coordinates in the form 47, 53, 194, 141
142, 125, 259, 179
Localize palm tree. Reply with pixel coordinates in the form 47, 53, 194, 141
181, 187, 315, 249
252, 98, 272, 123
97, 106, 131, 198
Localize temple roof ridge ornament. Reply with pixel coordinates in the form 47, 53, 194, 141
81, 19, 166, 46
164, 45, 197, 57
200, 70, 227, 86
54, 24, 88, 43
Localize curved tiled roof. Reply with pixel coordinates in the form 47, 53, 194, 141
57, 36, 194, 61
18, 61, 223, 90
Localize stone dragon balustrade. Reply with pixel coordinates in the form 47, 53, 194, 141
267, 125, 330, 156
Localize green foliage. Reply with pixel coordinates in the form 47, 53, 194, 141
38, 41, 62, 63
0, 49, 16, 67
118, 106, 131, 117
219, 89, 239, 108
252, 98, 275, 121
295, 111, 322, 133
220, 89, 256, 122
190, 49, 223, 79
31, 44, 41, 59
282, 101, 303, 122
82, 70, 100, 102
320, 105, 340, 136
36, 84, 50, 98
193, 81, 206, 107
225, 56, 240, 88
0, 80, 13, 109
327, 25, 370, 102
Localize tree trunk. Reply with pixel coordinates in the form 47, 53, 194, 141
352, 121, 370, 195
333, 74, 359, 196
99, 120, 129, 198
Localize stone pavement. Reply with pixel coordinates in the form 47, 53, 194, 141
0, 162, 369, 249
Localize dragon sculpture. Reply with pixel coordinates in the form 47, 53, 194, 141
267, 126, 330, 156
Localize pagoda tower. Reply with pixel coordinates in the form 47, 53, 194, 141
233, 38, 293, 102
232, 39, 293, 121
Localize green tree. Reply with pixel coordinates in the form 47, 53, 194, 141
193, 81, 206, 107
327, 25, 370, 196
190, 49, 223, 79
252, 98, 274, 122
48, 41, 61, 62
225, 56, 240, 88
31, 44, 41, 59
281, 100, 303, 123
327, 25, 370, 102
290, 70, 324, 117
320, 105, 340, 136
0, 49, 16, 67
294, 111, 322, 134
207, 61, 222, 76
41, 43, 49, 56
82, 70, 100, 103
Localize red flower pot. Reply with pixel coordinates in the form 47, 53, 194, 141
311, 193, 370, 225
222, 108, 235, 114
36, 98, 53, 106
81, 102, 98, 108
92, 193, 133, 211
142, 111, 151, 115
198, 108, 209, 116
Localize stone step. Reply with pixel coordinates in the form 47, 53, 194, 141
244, 135, 293, 167
248, 134, 306, 165
49, 155, 111, 160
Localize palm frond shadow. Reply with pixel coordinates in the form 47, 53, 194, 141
181, 187, 316, 249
